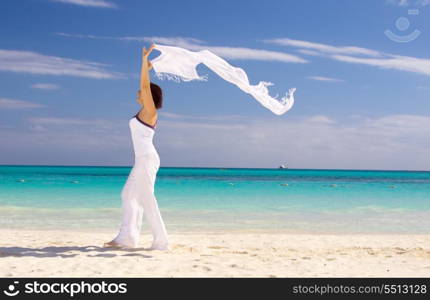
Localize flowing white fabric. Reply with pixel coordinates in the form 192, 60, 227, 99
151, 44, 296, 115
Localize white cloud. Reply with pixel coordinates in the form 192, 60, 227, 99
51, 0, 116, 8
386, 0, 430, 6
56, 34, 308, 64
304, 115, 337, 124
158, 112, 189, 119
160, 111, 247, 122
386, 0, 410, 6
0, 117, 129, 166
156, 114, 430, 170
199, 46, 307, 63
31, 83, 60, 90
297, 49, 322, 56
308, 76, 344, 82
0, 98, 44, 109
265, 38, 430, 77
0, 49, 120, 79
331, 54, 430, 76
265, 38, 381, 57
28, 117, 115, 129
1, 113, 429, 170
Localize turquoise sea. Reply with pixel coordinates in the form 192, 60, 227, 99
0, 165, 429, 233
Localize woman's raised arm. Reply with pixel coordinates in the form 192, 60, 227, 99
138, 44, 156, 116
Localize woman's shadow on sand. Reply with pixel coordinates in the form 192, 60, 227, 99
0, 245, 153, 258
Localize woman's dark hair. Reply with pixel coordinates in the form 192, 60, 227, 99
150, 82, 163, 109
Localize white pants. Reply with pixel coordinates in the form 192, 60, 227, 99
113, 152, 168, 249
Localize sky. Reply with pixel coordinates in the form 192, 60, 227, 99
0, 0, 429, 170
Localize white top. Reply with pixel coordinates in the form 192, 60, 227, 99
129, 114, 157, 157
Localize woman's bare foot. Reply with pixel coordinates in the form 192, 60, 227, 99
103, 240, 126, 249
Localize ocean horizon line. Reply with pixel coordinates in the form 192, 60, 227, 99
0, 164, 429, 172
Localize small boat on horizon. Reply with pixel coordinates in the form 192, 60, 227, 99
279, 164, 288, 169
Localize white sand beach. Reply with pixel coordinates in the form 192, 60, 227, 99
1, 229, 429, 277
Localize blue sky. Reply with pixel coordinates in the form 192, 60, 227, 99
1, 0, 429, 170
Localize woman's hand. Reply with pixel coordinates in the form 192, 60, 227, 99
142, 44, 155, 70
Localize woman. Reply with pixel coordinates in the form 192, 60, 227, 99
104, 44, 169, 250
